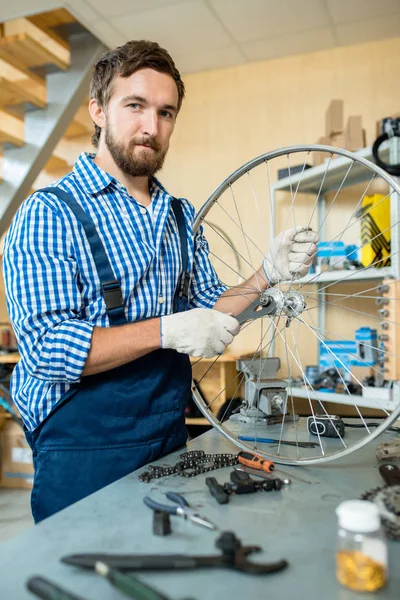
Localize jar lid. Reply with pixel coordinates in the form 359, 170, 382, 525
336, 500, 381, 532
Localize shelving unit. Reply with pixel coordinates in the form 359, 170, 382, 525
270, 142, 400, 410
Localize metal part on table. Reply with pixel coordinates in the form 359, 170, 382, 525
376, 441, 400, 461
361, 464, 400, 540
62, 531, 289, 575
143, 492, 216, 531
234, 465, 291, 485
138, 451, 238, 483
153, 511, 172, 536
232, 357, 288, 424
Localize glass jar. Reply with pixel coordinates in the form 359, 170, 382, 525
335, 500, 388, 592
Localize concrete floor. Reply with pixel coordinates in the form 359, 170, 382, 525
0, 488, 33, 544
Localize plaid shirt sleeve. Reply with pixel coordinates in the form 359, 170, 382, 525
185, 204, 228, 307
2, 195, 94, 383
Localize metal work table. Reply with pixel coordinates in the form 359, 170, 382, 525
0, 429, 398, 600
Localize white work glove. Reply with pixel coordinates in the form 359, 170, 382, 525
263, 226, 319, 284
161, 308, 240, 358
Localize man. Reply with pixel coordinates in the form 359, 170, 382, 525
3, 40, 317, 522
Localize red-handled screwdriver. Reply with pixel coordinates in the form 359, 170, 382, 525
238, 451, 275, 473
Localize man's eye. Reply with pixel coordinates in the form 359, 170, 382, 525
160, 110, 173, 119
128, 103, 140, 109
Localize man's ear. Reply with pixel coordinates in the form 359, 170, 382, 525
89, 98, 106, 129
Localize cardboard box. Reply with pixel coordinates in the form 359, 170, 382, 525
0, 420, 33, 489
345, 116, 364, 151
313, 136, 331, 165
325, 99, 344, 136
330, 132, 346, 149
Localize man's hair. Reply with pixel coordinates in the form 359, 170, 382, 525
89, 40, 185, 148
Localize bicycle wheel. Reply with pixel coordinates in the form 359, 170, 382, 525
191, 143, 400, 465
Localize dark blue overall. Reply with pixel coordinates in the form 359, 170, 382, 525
24, 188, 192, 523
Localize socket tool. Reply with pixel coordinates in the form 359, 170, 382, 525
62, 531, 289, 575
143, 491, 216, 531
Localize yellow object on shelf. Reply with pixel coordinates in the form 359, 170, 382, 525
360, 194, 391, 268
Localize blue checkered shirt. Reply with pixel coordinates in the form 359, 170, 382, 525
3, 153, 226, 431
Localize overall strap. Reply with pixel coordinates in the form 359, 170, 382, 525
39, 187, 127, 326
171, 199, 191, 313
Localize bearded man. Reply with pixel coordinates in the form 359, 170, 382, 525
3, 40, 317, 522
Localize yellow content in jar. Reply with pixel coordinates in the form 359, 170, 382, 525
336, 550, 386, 592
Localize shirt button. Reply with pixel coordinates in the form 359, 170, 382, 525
139, 207, 147, 215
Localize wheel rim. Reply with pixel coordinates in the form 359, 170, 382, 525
191, 144, 400, 465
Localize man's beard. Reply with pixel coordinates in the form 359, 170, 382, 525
105, 124, 167, 177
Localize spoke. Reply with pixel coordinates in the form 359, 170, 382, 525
307, 154, 333, 227
215, 200, 265, 258
281, 324, 300, 458
247, 170, 269, 247
229, 184, 260, 289
288, 324, 348, 447
300, 317, 399, 393
294, 190, 394, 293
207, 251, 260, 293
270, 319, 325, 455
297, 317, 390, 416
204, 218, 267, 285
303, 295, 399, 328
306, 311, 372, 432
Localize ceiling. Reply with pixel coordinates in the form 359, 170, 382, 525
1, 0, 400, 74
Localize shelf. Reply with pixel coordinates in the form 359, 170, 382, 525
287, 386, 394, 411
297, 267, 394, 285
272, 146, 390, 194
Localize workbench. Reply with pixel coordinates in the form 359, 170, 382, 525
0, 429, 398, 600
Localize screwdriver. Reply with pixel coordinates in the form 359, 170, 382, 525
95, 561, 195, 600
238, 450, 275, 473
239, 435, 318, 448
26, 576, 88, 600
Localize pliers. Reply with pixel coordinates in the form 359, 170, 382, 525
143, 492, 216, 531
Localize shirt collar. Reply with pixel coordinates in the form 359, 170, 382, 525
73, 153, 174, 202
72, 153, 114, 195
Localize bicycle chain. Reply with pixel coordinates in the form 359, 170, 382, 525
138, 450, 239, 483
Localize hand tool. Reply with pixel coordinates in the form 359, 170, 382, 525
153, 510, 172, 536
361, 464, 400, 540
95, 561, 195, 600
237, 450, 275, 473
26, 576, 88, 600
206, 470, 286, 504
143, 491, 216, 531
138, 450, 238, 482
62, 531, 289, 575
234, 465, 291, 485
239, 435, 318, 448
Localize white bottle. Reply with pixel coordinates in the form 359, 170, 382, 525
335, 500, 388, 592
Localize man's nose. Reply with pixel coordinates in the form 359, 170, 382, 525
141, 110, 158, 137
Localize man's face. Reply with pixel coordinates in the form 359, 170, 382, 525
103, 68, 179, 177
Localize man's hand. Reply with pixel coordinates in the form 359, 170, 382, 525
161, 308, 240, 358
263, 226, 319, 284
